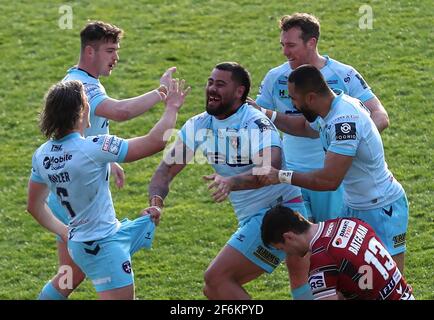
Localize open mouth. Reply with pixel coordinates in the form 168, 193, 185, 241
208, 95, 221, 103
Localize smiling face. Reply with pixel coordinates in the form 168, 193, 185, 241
280, 27, 316, 69
92, 40, 120, 77
205, 68, 244, 118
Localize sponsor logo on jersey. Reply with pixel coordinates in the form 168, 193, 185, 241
102, 136, 122, 155
324, 222, 335, 237
393, 233, 406, 248
309, 272, 326, 292
355, 74, 368, 89
43, 153, 72, 170
380, 269, 401, 300
332, 219, 356, 248
51, 144, 62, 152
253, 245, 280, 268
348, 224, 369, 256
254, 118, 275, 132
335, 122, 356, 140
327, 79, 338, 85
84, 83, 105, 101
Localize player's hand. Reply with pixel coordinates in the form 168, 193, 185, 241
141, 206, 162, 226
254, 166, 280, 186
159, 66, 177, 89
246, 97, 260, 111
110, 162, 125, 189
165, 78, 191, 111
203, 173, 233, 203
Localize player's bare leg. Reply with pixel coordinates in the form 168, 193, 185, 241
51, 240, 85, 297
203, 245, 264, 300
98, 284, 135, 300
392, 252, 405, 274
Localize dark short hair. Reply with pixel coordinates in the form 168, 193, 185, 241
39, 80, 85, 140
280, 13, 320, 43
288, 64, 330, 96
215, 62, 251, 102
261, 205, 310, 247
80, 21, 123, 51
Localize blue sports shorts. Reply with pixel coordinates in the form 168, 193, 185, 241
342, 194, 408, 256
227, 197, 307, 273
301, 184, 344, 222
67, 215, 155, 292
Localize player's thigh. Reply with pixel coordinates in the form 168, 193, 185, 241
57, 240, 84, 276
205, 244, 265, 286
98, 284, 134, 300
226, 214, 286, 276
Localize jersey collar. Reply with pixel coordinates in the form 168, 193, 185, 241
309, 221, 324, 251
53, 132, 81, 143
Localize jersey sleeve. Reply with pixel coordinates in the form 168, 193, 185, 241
87, 134, 129, 163
327, 117, 360, 157
249, 116, 282, 156
83, 83, 109, 117
178, 117, 200, 152
30, 152, 45, 183
309, 268, 339, 300
346, 67, 375, 103
256, 72, 276, 110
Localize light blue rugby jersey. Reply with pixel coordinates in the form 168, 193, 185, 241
31, 132, 129, 242
179, 103, 301, 222
311, 90, 404, 210
256, 56, 375, 172
62, 67, 109, 136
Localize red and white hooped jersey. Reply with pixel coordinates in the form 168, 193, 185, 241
308, 218, 413, 300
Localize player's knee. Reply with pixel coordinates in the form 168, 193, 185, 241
204, 265, 226, 289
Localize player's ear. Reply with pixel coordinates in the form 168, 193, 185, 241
306, 37, 317, 50
84, 44, 95, 58
282, 231, 293, 242
236, 85, 245, 100
306, 92, 316, 105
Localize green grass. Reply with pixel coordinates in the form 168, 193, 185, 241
0, 0, 433, 299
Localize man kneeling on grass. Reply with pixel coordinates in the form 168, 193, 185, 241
261, 205, 414, 300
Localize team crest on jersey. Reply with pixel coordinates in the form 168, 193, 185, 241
335, 122, 356, 140
332, 219, 356, 249
122, 261, 132, 274
102, 136, 121, 155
